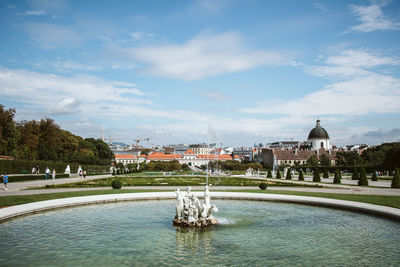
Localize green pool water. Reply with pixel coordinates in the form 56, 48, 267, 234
0, 200, 399, 266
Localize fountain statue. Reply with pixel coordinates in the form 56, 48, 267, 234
173, 186, 218, 227
64, 165, 71, 176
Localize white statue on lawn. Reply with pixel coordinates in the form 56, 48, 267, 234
173, 185, 218, 227
64, 165, 71, 175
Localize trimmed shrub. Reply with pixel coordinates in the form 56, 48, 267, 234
259, 182, 268, 190
371, 171, 378, 181
358, 167, 368, 186
276, 170, 281, 179
333, 169, 341, 184
267, 169, 272, 178
323, 168, 329, 179
286, 169, 292, 180
391, 169, 400, 188
313, 167, 321, 182
352, 168, 359, 180
298, 169, 304, 181
111, 180, 122, 189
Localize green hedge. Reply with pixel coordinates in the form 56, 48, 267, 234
0, 159, 110, 174
7, 174, 70, 182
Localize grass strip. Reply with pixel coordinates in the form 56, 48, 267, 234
1, 189, 399, 209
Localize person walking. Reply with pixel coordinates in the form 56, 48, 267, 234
45, 167, 50, 180
79, 170, 83, 178
2, 172, 8, 190
52, 169, 56, 180
83, 170, 86, 179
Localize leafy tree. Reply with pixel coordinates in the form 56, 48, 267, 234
352, 168, 359, 180
286, 168, 292, 180
0, 105, 18, 155
298, 169, 304, 181
313, 167, 321, 182
358, 167, 368, 186
371, 171, 378, 181
267, 169, 272, 178
276, 170, 281, 179
141, 149, 151, 156
333, 168, 341, 184
307, 154, 318, 167
391, 169, 400, 188
319, 154, 331, 167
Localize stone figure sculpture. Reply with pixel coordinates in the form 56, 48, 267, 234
64, 165, 71, 175
173, 186, 218, 227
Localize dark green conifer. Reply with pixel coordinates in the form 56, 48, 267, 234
323, 168, 329, 178
298, 169, 304, 181
286, 168, 292, 180
352, 168, 359, 180
371, 171, 378, 181
358, 167, 368, 186
112, 168, 116, 176
391, 169, 400, 188
267, 169, 272, 178
313, 167, 321, 182
333, 168, 341, 184
276, 170, 281, 179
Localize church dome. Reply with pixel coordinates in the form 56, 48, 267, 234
308, 119, 330, 139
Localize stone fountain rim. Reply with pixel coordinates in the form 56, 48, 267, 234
1, 191, 399, 223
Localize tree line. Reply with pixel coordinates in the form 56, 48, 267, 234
0, 104, 113, 165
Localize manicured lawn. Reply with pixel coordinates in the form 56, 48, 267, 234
40, 176, 318, 188
1, 189, 399, 209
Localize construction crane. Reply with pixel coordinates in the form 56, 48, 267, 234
133, 137, 150, 147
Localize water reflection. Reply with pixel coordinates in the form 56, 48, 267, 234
175, 226, 217, 257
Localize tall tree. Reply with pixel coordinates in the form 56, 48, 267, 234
0, 105, 18, 155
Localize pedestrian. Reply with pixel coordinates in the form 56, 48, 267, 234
52, 169, 56, 180
45, 167, 50, 180
83, 170, 86, 179
79, 170, 83, 178
2, 172, 8, 190
36, 165, 39, 174
32, 167, 35, 175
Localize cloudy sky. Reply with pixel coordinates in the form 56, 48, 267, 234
1, 0, 400, 147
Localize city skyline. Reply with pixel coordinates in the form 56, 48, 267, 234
1, 0, 400, 146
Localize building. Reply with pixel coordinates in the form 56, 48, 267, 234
266, 141, 300, 149
308, 119, 331, 150
115, 149, 235, 168
261, 148, 336, 168
189, 143, 215, 155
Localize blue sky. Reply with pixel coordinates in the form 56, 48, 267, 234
1, 0, 400, 147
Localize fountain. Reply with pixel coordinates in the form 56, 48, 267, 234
173, 186, 218, 227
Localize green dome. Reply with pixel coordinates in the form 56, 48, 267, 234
308, 120, 330, 139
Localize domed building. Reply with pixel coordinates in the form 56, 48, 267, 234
308, 119, 331, 150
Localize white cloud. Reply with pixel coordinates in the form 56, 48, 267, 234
0, 67, 145, 109
49, 98, 81, 115
24, 10, 46, 15
127, 31, 289, 80
241, 49, 400, 117
348, 3, 400, 32
25, 22, 82, 49
313, 2, 327, 12
202, 91, 230, 102
324, 49, 399, 68
130, 31, 154, 42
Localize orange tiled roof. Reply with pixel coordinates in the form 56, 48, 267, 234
197, 154, 232, 160
115, 155, 138, 159
184, 149, 195, 155
147, 152, 182, 160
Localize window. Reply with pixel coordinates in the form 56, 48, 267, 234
321, 142, 324, 148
